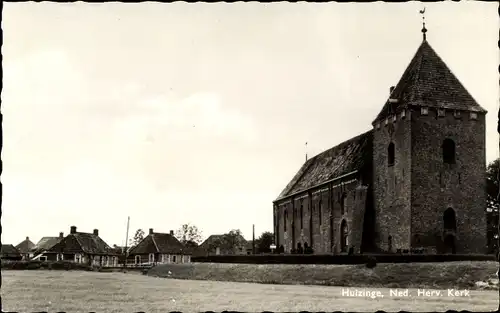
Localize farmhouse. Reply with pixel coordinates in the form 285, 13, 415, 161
273, 27, 487, 255
15, 237, 35, 260
195, 234, 248, 256
31, 233, 64, 261
127, 228, 191, 265
1, 244, 22, 261
44, 226, 119, 267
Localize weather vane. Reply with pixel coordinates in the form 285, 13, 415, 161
419, 7, 427, 41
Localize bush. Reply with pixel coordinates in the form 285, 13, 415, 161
1, 260, 93, 271
365, 256, 377, 269
26, 261, 42, 270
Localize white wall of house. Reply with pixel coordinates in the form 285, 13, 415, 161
131, 254, 191, 265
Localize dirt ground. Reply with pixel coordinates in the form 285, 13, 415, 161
1, 270, 498, 312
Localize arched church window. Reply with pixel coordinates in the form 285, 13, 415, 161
443, 208, 457, 231
340, 193, 347, 215
388, 142, 395, 166
318, 200, 322, 225
284, 210, 288, 232
300, 203, 304, 230
442, 139, 456, 164
340, 220, 348, 253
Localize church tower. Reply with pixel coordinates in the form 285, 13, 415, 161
371, 20, 487, 253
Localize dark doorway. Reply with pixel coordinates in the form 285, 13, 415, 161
444, 234, 456, 254
340, 219, 348, 253
388, 235, 392, 252
443, 208, 457, 231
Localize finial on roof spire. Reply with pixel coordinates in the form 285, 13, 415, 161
419, 7, 427, 41
305, 142, 308, 162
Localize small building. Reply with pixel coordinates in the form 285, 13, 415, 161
195, 234, 248, 256
1, 244, 22, 261
15, 237, 35, 260
44, 226, 119, 267
31, 233, 65, 261
127, 228, 191, 265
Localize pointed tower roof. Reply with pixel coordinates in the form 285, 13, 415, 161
373, 39, 487, 124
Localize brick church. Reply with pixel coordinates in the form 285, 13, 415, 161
273, 27, 487, 255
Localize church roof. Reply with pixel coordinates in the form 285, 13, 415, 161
374, 39, 486, 123
275, 130, 373, 201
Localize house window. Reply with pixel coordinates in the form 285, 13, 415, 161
388, 142, 395, 166
149, 253, 155, 263
442, 139, 456, 164
438, 109, 445, 117
172, 255, 177, 263
388, 235, 393, 252
454, 110, 461, 118
421, 107, 428, 115
180, 255, 184, 263
57, 254, 63, 261
40, 256, 47, 262
318, 200, 322, 225
74, 253, 81, 263
401, 110, 406, 118
135, 255, 140, 264
470, 112, 477, 120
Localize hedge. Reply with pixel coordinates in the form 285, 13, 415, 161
191, 253, 496, 264
1, 260, 93, 271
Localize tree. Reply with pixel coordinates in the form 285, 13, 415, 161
256, 231, 274, 254
221, 229, 246, 254
207, 236, 223, 255
487, 159, 499, 211
175, 223, 203, 245
486, 159, 500, 253
132, 229, 145, 246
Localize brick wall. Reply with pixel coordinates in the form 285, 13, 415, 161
410, 107, 487, 253
275, 175, 370, 254
372, 109, 412, 252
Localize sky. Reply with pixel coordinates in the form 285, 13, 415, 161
2, 2, 498, 247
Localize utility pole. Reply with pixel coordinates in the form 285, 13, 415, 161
124, 216, 130, 269
497, 105, 500, 311
252, 224, 255, 255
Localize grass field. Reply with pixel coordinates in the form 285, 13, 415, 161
1, 270, 498, 312
147, 261, 500, 290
